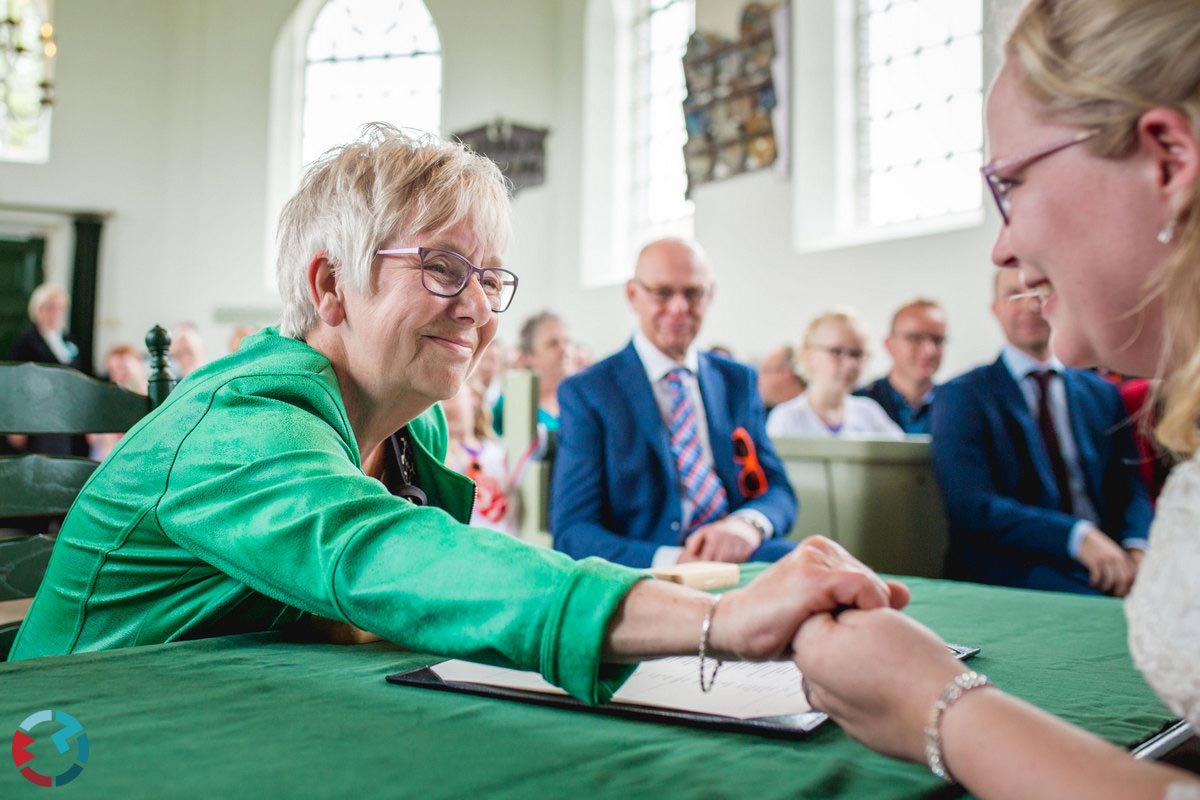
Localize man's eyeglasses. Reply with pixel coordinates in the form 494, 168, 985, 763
375, 247, 519, 313
732, 427, 767, 499
632, 278, 710, 307
895, 332, 947, 348
809, 345, 866, 361
980, 129, 1097, 225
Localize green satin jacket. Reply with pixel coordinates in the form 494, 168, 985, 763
10, 329, 642, 703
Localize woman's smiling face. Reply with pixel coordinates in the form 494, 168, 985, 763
339, 214, 502, 412
985, 62, 1169, 376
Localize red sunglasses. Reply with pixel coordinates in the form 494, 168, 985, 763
732, 427, 767, 499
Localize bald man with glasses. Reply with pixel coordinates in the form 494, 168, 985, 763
551, 237, 797, 568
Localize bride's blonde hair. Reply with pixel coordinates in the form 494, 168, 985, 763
1007, 0, 1200, 455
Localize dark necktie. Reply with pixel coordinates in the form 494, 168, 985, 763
1029, 370, 1074, 514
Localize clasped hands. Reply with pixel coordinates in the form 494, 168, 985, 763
1078, 526, 1143, 597
703, 535, 911, 661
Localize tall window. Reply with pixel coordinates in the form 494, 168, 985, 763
302, 0, 440, 166
0, 0, 56, 163
628, 0, 694, 250
856, 0, 982, 227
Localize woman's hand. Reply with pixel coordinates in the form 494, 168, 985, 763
792, 607, 963, 763
708, 536, 911, 661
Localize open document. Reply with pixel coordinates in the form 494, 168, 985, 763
387, 644, 978, 739
389, 656, 827, 737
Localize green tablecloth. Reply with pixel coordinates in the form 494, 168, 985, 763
0, 572, 1172, 799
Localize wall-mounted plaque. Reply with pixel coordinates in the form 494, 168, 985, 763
453, 119, 549, 196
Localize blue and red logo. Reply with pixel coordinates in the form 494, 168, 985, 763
11, 710, 89, 787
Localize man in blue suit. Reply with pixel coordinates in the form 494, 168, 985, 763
931, 269, 1152, 595
551, 238, 797, 568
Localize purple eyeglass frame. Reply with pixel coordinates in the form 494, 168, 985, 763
980, 129, 1097, 225
375, 246, 519, 313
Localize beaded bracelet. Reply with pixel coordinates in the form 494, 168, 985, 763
925, 670, 991, 783
698, 595, 723, 693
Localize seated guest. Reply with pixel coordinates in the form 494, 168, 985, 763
757, 345, 806, 413
475, 338, 507, 408
9, 127, 908, 704
442, 379, 518, 536
854, 298, 947, 434
552, 237, 798, 568
493, 310, 572, 436
7, 283, 87, 457
169, 321, 208, 377
88, 343, 149, 460
767, 309, 904, 439
227, 324, 262, 354
931, 268, 1151, 595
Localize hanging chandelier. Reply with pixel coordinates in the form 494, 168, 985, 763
1, 0, 56, 162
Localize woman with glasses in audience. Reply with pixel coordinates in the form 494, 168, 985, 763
792, 1, 1200, 796
10, 124, 908, 708
766, 308, 904, 439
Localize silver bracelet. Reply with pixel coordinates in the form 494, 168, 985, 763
925, 670, 991, 783
698, 594, 723, 693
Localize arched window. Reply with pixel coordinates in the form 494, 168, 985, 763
628, 0, 694, 250
792, 0, 982, 249
580, 0, 694, 287
301, 0, 441, 166
856, 0, 982, 226
0, 0, 56, 163
265, 0, 442, 287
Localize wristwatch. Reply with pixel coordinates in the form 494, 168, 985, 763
738, 514, 769, 542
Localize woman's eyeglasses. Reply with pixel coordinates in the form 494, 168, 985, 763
808, 344, 866, 361
732, 427, 767, 499
376, 247, 519, 313
980, 130, 1097, 225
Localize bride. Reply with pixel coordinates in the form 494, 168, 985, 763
791, 0, 1200, 797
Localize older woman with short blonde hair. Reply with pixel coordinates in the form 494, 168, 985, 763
12, 125, 907, 710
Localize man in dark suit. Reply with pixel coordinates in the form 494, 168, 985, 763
854, 298, 947, 434
931, 269, 1152, 595
551, 238, 797, 568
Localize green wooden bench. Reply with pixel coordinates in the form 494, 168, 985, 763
0, 325, 176, 659
772, 435, 948, 578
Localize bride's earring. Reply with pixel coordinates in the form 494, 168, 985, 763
1158, 218, 1177, 245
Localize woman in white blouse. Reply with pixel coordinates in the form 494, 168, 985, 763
790, 1, 1200, 797
766, 308, 903, 439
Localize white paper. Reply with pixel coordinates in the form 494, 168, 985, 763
432, 656, 812, 721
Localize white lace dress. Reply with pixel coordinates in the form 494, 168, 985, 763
1126, 452, 1200, 798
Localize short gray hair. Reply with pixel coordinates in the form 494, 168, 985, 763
27, 283, 67, 323
518, 310, 562, 356
276, 123, 513, 338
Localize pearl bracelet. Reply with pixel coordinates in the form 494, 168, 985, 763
698, 594, 723, 693
924, 670, 991, 783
